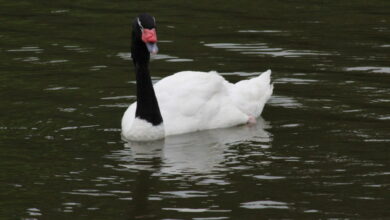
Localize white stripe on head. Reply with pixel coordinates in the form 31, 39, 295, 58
137, 17, 144, 30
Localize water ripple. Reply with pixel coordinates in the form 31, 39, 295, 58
275, 77, 319, 85
268, 95, 303, 108
204, 43, 334, 58
240, 200, 290, 209
238, 29, 285, 33
26, 208, 42, 216
100, 95, 135, 100
8, 46, 43, 53
160, 190, 208, 198
345, 66, 390, 74
253, 175, 286, 180
45, 86, 80, 91
162, 207, 231, 213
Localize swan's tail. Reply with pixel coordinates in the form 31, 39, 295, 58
253, 69, 273, 100
231, 69, 273, 117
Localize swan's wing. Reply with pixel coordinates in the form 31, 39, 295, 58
155, 71, 248, 135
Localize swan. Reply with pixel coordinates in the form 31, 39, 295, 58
121, 13, 273, 141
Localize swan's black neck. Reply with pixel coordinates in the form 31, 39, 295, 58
131, 19, 163, 125
133, 62, 163, 125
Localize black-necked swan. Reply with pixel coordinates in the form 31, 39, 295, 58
121, 13, 273, 141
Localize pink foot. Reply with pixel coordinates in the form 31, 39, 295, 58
247, 115, 257, 125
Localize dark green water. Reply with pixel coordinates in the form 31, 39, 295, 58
1, 0, 390, 219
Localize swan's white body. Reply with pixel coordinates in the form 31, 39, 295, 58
122, 70, 273, 141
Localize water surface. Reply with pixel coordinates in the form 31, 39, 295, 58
1, 0, 389, 219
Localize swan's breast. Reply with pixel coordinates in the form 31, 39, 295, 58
122, 117, 165, 141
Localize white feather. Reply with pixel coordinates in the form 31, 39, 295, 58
121, 70, 273, 141
121, 116, 165, 141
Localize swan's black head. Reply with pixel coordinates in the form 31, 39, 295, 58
132, 13, 158, 55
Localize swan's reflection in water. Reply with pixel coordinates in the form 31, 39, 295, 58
108, 118, 271, 218
111, 117, 271, 175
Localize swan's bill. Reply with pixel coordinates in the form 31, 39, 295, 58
146, 43, 158, 54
